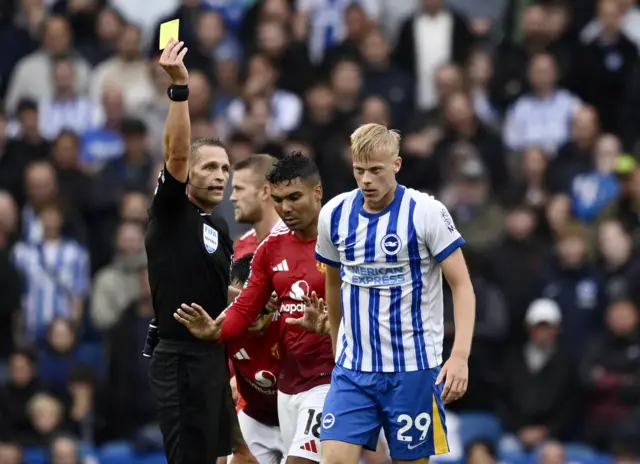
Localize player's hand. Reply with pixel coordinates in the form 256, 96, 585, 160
159, 38, 189, 86
436, 354, 468, 404
265, 292, 280, 313
174, 303, 222, 341
286, 291, 328, 335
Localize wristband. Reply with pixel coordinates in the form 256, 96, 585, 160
167, 84, 189, 102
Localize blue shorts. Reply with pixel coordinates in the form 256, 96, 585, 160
320, 365, 449, 461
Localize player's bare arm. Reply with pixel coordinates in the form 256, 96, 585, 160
159, 38, 190, 183
437, 248, 475, 404
324, 265, 342, 355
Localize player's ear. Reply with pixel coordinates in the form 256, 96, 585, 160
314, 183, 323, 203
393, 156, 402, 174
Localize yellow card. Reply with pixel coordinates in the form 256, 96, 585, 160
159, 19, 180, 50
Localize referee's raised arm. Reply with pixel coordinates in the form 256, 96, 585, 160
144, 39, 257, 464
159, 39, 190, 184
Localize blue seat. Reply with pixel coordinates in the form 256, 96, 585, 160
499, 450, 532, 464
457, 412, 503, 447
135, 452, 168, 464
97, 441, 135, 464
563, 443, 600, 464
22, 448, 46, 464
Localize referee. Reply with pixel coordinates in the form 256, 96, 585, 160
144, 39, 255, 464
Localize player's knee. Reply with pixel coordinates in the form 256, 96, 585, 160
320, 440, 361, 464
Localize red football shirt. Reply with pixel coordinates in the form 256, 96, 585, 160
226, 319, 281, 426
234, 229, 259, 261
221, 226, 334, 394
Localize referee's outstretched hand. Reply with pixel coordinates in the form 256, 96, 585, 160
286, 291, 329, 335
159, 38, 189, 86
174, 303, 223, 341
436, 354, 469, 404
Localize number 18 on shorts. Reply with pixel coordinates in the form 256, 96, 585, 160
320, 366, 449, 461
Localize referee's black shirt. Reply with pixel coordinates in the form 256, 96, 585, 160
145, 165, 232, 342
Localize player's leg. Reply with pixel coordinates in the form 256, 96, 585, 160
321, 366, 382, 464
237, 410, 284, 464
361, 431, 391, 464
278, 390, 299, 457
381, 368, 449, 464
285, 384, 330, 463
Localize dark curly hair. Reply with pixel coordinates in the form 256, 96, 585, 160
265, 152, 320, 186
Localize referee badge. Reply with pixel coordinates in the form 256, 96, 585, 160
203, 224, 219, 253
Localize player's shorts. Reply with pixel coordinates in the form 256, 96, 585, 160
278, 384, 330, 461
320, 365, 449, 461
226, 411, 285, 464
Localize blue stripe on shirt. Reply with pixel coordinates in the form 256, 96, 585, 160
389, 285, 405, 371
344, 191, 362, 261
435, 236, 466, 263
407, 199, 427, 370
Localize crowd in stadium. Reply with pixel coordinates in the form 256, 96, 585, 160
1, 0, 640, 462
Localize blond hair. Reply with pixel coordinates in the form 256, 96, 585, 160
27, 393, 63, 417
350, 123, 401, 161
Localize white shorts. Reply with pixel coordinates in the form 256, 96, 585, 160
278, 384, 330, 462
227, 411, 285, 464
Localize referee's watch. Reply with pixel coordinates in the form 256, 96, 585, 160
168, 84, 189, 102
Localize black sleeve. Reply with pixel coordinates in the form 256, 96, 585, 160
150, 164, 188, 218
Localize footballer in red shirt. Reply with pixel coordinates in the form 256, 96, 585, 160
176, 154, 334, 463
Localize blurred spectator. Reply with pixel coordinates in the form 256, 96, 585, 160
581, 299, 640, 451
329, 57, 364, 131
12, 201, 90, 343
597, 220, 640, 306
539, 222, 606, 356
24, 393, 67, 447
498, 299, 577, 451
80, 87, 126, 171
228, 54, 303, 141
603, 167, 640, 245
89, 23, 155, 116
0, 349, 42, 440
538, 441, 566, 464
23, 161, 61, 243
547, 106, 601, 194
77, 7, 125, 67
394, 0, 473, 110
581, 0, 640, 50
36, 318, 98, 399
571, 0, 638, 135
0, 192, 21, 364
485, 202, 549, 345
503, 52, 581, 154
5, 15, 91, 115
296, 0, 380, 65
0, 441, 22, 464
466, 46, 500, 129
465, 440, 497, 464
66, 365, 100, 445
359, 27, 413, 129
442, 157, 506, 256
90, 221, 146, 332
322, 3, 371, 72
569, 134, 621, 223
38, 54, 99, 141
49, 433, 82, 464
508, 146, 549, 211
104, 266, 155, 441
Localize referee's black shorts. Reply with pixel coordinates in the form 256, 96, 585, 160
149, 339, 232, 463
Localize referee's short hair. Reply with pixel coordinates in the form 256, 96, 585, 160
189, 138, 228, 167
233, 154, 278, 181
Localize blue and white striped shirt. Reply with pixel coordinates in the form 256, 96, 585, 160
12, 239, 90, 342
315, 185, 465, 372
38, 95, 100, 141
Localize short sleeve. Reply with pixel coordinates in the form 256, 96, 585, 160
422, 199, 466, 263
315, 203, 341, 268
150, 164, 188, 216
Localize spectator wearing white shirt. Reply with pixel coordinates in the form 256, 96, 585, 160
89, 24, 155, 118
37, 55, 99, 141
581, 0, 640, 52
4, 16, 91, 116
503, 52, 581, 155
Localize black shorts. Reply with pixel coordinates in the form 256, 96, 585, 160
149, 339, 232, 463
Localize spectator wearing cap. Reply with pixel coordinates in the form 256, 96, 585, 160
581, 299, 640, 451
538, 222, 606, 356
442, 157, 506, 257
498, 299, 578, 452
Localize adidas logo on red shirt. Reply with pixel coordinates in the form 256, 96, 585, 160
299, 440, 317, 453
